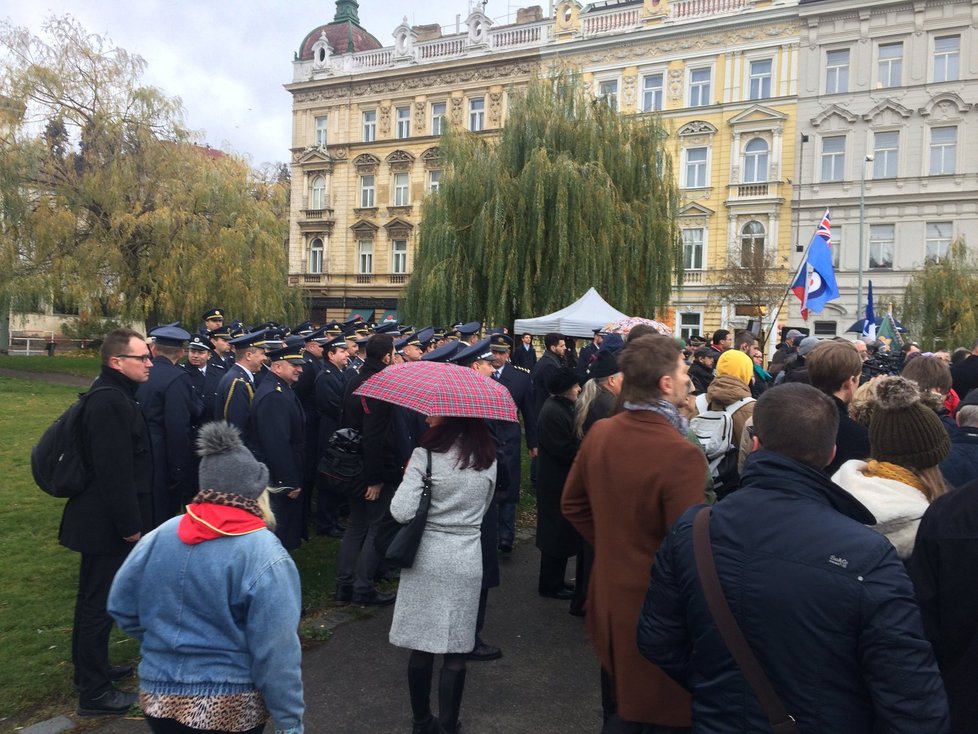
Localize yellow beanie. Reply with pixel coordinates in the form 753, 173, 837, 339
715, 349, 753, 386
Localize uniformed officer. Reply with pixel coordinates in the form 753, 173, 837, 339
398, 327, 434, 363
576, 328, 604, 382
184, 334, 223, 425
346, 333, 366, 372
448, 337, 507, 661
431, 328, 448, 349
208, 325, 235, 371
488, 334, 537, 554
137, 324, 200, 527
214, 330, 266, 435
293, 327, 328, 540
248, 341, 307, 552
199, 307, 225, 337
252, 326, 286, 388
313, 332, 351, 537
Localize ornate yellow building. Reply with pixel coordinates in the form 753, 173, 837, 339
286, 0, 800, 336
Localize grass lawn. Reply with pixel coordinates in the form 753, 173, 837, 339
0, 354, 100, 379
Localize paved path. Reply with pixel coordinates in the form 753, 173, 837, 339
88, 538, 601, 733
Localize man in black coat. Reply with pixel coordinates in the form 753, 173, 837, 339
313, 333, 351, 537
940, 398, 978, 488
60, 328, 154, 716
336, 333, 400, 606
292, 328, 326, 540
511, 333, 538, 370
909, 477, 978, 733
575, 329, 603, 382
639, 383, 949, 733
488, 335, 537, 554
806, 340, 870, 474
248, 342, 307, 552
950, 338, 978, 400
531, 332, 566, 421
184, 334, 223, 425
215, 331, 267, 436
137, 325, 200, 527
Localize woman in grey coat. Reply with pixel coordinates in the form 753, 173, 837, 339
389, 416, 497, 734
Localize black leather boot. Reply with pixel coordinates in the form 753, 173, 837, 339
438, 666, 466, 734
408, 652, 435, 732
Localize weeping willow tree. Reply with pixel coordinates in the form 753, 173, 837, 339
403, 71, 681, 327
902, 238, 978, 351
0, 15, 303, 328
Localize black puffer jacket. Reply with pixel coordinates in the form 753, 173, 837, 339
638, 450, 949, 734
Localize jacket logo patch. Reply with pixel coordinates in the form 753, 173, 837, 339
828, 555, 849, 568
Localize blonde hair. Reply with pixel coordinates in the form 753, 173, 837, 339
917, 465, 949, 503
849, 379, 879, 427
575, 377, 610, 439
257, 490, 276, 531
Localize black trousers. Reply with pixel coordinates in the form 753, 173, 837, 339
147, 716, 265, 734
538, 552, 569, 595
73, 553, 126, 700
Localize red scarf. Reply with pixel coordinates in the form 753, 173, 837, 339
177, 503, 267, 544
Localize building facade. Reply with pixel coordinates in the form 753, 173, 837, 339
793, 0, 978, 338
286, 0, 805, 334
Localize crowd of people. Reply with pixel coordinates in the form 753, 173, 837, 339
54, 309, 978, 733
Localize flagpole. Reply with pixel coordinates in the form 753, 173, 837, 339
765, 209, 827, 344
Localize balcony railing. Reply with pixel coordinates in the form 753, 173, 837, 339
582, 8, 642, 37
735, 183, 772, 198
671, 0, 748, 21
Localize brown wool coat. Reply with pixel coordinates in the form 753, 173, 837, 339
562, 409, 706, 726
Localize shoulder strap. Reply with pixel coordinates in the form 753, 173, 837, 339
693, 507, 798, 734
695, 392, 710, 414
724, 396, 755, 415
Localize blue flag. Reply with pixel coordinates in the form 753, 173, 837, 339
862, 281, 876, 340
791, 209, 840, 320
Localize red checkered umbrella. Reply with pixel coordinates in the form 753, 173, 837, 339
353, 361, 518, 423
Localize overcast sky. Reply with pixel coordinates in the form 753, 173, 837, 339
3, 1, 534, 166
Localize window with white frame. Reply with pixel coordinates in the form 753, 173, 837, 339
310, 175, 327, 210
393, 172, 410, 206
748, 59, 773, 100
925, 222, 952, 261
689, 68, 712, 107
742, 138, 769, 183
468, 98, 485, 131
679, 311, 703, 342
869, 224, 894, 269
877, 42, 903, 88
428, 170, 442, 194
930, 126, 957, 175
314, 116, 328, 147
357, 240, 374, 274
934, 35, 960, 82
396, 106, 411, 139
682, 228, 704, 270
642, 73, 663, 112
391, 240, 408, 274
359, 175, 375, 208
821, 136, 846, 182
825, 49, 849, 94
741, 220, 766, 268
830, 236, 841, 269
431, 102, 446, 135
308, 237, 324, 274
362, 111, 377, 142
598, 79, 618, 111
684, 147, 708, 188
873, 131, 899, 179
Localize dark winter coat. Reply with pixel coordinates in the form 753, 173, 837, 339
342, 358, 403, 487
292, 350, 323, 483
137, 356, 201, 525
184, 360, 223, 425
639, 450, 949, 734
688, 360, 714, 395
314, 359, 347, 458
536, 395, 580, 558
530, 350, 563, 420
59, 366, 153, 556
493, 362, 536, 505
909, 478, 978, 734
512, 342, 538, 371
825, 395, 871, 476
939, 427, 978, 488
581, 388, 616, 436
950, 354, 978, 401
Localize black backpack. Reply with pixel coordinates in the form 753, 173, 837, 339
31, 386, 116, 498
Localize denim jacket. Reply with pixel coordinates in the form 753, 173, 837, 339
108, 516, 303, 734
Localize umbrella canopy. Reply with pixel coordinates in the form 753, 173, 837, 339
603, 317, 673, 337
353, 361, 518, 423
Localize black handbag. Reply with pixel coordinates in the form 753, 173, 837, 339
383, 449, 433, 569
318, 427, 365, 499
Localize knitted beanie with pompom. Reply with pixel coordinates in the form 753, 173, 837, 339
869, 376, 950, 471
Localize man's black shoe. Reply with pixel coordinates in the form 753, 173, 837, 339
77, 687, 137, 717
334, 584, 353, 603
540, 588, 574, 600
466, 642, 502, 661
498, 543, 513, 555
352, 589, 396, 607
73, 665, 133, 692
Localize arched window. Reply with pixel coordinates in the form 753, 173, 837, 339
743, 138, 769, 183
311, 175, 327, 210
309, 237, 324, 274
741, 221, 765, 268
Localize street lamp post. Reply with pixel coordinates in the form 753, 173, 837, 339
857, 154, 873, 323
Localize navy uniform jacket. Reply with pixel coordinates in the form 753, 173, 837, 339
185, 361, 224, 425
248, 372, 306, 551
209, 351, 232, 373
292, 350, 323, 482
136, 356, 201, 527
493, 362, 537, 504
314, 360, 347, 457
215, 363, 256, 436
576, 342, 599, 381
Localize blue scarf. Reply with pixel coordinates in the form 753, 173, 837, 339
623, 399, 689, 436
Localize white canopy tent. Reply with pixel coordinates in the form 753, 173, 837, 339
513, 288, 629, 338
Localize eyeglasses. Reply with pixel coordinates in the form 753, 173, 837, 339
116, 354, 153, 363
